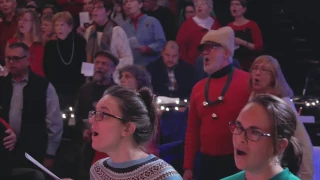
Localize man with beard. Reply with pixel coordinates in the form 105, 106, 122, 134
183, 27, 250, 180
74, 50, 118, 179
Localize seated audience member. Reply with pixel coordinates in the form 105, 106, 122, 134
74, 50, 118, 179
84, 0, 133, 83
0, 42, 63, 170
147, 41, 196, 99
249, 55, 314, 179
41, 14, 56, 45
0, 0, 18, 65
223, 94, 302, 180
176, 0, 220, 65
228, 0, 263, 71
7, 10, 45, 77
119, 64, 152, 91
89, 86, 182, 179
43, 11, 86, 109
122, 0, 166, 66
143, 0, 177, 40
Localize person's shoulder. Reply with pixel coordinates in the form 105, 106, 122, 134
247, 20, 259, 27
193, 78, 207, 91
80, 82, 95, 91
147, 59, 161, 68
148, 158, 182, 180
179, 60, 194, 69
221, 171, 245, 180
234, 68, 250, 79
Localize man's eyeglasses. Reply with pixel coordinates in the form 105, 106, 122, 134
5, 56, 27, 63
229, 121, 271, 141
88, 111, 124, 122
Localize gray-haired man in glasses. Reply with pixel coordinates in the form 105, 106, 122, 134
0, 42, 63, 175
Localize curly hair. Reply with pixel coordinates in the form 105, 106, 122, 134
118, 65, 152, 90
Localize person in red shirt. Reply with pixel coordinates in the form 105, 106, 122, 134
183, 27, 251, 180
228, 0, 263, 71
7, 10, 45, 77
0, 0, 18, 65
176, 0, 221, 65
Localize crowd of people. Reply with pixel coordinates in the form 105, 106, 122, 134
0, 0, 315, 179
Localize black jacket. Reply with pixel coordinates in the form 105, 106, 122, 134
147, 59, 196, 99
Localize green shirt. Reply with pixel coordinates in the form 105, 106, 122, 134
221, 168, 300, 180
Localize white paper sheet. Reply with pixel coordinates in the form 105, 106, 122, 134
81, 62, 94, 77
79, 12, 90, 28
25, 153, 61, 180
128, 37, 140, 48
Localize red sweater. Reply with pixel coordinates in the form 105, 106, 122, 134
8, 38, 45, 77
176, 17, 221, 65
228, 20, 263, 52
184, 68, 250, 170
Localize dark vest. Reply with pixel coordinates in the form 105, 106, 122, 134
0, 71, 49, 165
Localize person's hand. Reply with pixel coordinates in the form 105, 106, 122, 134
43, 158, 55, 170
135, 46, 151, 54
235, 37, 247, 46
183, 169, 193, 180
3, 129, 16, 151
77, 26, 86, 37
83, 129, 92, 142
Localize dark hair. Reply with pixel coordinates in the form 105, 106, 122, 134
182, 2, 195, 20
8, 42, 30, 57
118, 65, 152, 90
103, 85, 158, 145
112, 0, 127, 21
94, 0, 114, 13
250, 94, 302, 175
42, 4, 58, 15
230, 0, 247, 7
94, 50, 119, 66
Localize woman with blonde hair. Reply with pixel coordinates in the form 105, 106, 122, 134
43, 11, 86, 109
6, 10, 45, 77
249, 55, 314, 179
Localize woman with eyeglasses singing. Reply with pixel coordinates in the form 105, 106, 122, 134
248, 55, 313, 179
88, 86, 182, 179
222, 94, 302, 180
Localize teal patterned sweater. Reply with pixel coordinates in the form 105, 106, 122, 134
90, 154, 182, 180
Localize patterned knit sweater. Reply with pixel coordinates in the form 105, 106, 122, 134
90, 154, 182, 180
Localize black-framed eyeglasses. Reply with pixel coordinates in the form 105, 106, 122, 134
229, 121, 271, 142
5, 56, 27, 63
88, 111, 124, 122
198, 43, 223, 55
